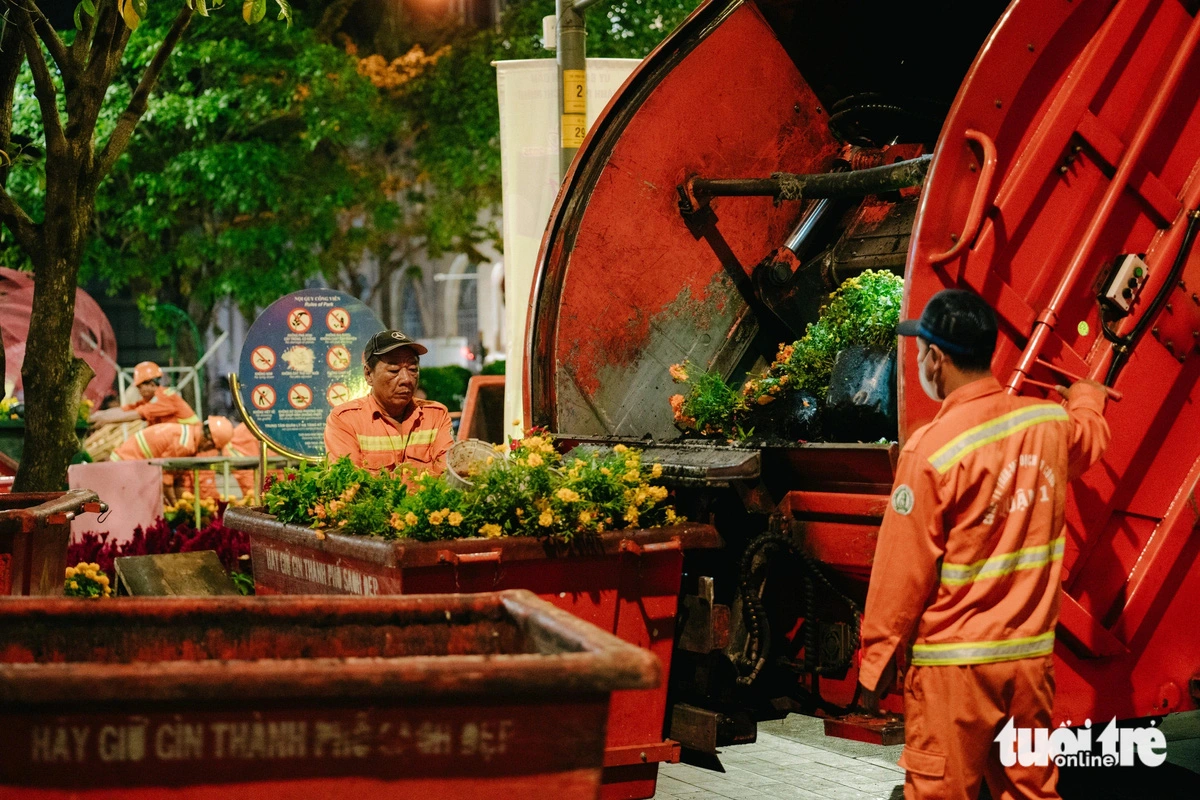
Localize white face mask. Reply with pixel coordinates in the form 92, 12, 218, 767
919, 345, 943, 402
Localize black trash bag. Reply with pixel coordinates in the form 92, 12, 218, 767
823, 345, 897, 442
741, 390, 822, 444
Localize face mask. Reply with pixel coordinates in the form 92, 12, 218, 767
919, 347, 943, 402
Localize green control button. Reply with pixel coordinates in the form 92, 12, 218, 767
1078, 320, 1090, 336
1134, 266, 1145, 278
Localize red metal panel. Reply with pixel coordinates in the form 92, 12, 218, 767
906, 0, 1200, 723
528, 0, 840, 438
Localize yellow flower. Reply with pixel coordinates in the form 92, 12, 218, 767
313, 503, 327, 520
613, 444, 628, 454
448, 511, 463, 527
600, 467, 611, 476
578, 510, 594, 525
538, 510, 554, 527
665, 508, 678, 524
649, 486, 668, 502
668, 364, 689, 383
65, 567, 77, 579
527, 452, 544, 467
651, 464, 663, 479
405, 512, 419, 526
524, 436, 545, 450
96, 574, 110, 588
479, 523, 503, 538
89, 563, 99, 572
429, 510, 447, 525
494, 443, 507, 453
555, 488, 580, 503
389, 512, 406, 531
623, 470, 640, 483
624, 506, 640, 525
67, 581, 78, 590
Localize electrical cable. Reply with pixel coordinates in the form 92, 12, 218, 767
1105, 208, 1200, 385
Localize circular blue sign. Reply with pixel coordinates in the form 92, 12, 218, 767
237, 289, 383, 457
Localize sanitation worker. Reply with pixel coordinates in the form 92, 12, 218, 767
324, 330, 453, 477
109, 416, 235, 504
89, 361, 200, 426
857, 289, 1110, 800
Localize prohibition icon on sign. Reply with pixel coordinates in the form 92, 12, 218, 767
327, 383, 350, 407
326, 307, 351, 333
327, 345, 351, 371
288, 384, 313, 410
287, 308, 313, 334
251, 346, 276, 372
251, 384, 276, 410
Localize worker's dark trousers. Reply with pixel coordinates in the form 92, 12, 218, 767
899, 657, 1058, 800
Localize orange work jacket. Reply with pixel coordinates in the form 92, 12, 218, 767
859, 377, 1110, 692
123, 387, 199, 426
324, 393, 454, 476
109, 422, 204, 487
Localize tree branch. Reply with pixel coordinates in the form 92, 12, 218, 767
11, 1, 72, 82
0, 17, 25, 187
95, 6, 193, 182
0, 181, 39, 255
12, 8, 65, 155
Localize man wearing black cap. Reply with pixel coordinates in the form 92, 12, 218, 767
324, 330, 453, 478
857, 289, 1110, 800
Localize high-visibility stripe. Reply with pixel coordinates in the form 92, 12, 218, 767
135, 432, 154, 459
929, 405, 1068, 474
911, 630, 1055, 666
165, 388, 177, 396
357, 428, 438, 452
940, 537, 1065, 586
179, 425, 191, 447
177, 415, 200, 425
109, 453, 123, 462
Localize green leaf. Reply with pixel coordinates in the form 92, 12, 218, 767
196, 0, 208, 17
275, 0, 292, 27
73, 2, 83, 29
120, 0, 140, 30
243, 0, 265, 24
131, 0, 147, 17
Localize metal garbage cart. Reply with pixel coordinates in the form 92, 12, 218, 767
224, 506, 721, 800
0, 489, 104, 595
0, 589, 659, 799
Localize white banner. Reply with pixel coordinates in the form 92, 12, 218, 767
495, 57, 640, 439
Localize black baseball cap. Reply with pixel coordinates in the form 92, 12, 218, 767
363, 329, 428, 360
896, 289, 998, 358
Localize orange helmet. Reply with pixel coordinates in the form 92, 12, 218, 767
204, 416, 234, 450
132, 361, 163, 386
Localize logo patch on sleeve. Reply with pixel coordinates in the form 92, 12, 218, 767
891, 484, 915, 516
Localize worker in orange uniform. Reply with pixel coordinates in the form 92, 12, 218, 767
89, 361, 199, 426
857, 290, 1110, 800
324, 330, 453, 477
110, 416, 235, 504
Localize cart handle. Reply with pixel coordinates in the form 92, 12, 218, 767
619, 538, 683, 556
929, 129, 997, 266
437, 550, 502, 566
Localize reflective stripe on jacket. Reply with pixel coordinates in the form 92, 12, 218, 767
858, 377, 1109, 689
324, 394, 453, 477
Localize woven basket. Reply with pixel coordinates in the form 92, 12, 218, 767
82, 420, 147, 463
445, 439, 504, 489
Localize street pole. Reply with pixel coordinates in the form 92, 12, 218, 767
556, 0, 588, 178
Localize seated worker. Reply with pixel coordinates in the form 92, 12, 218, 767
324, 330, 453, 477
89, 361, 199, 426
110, 416, 234, 504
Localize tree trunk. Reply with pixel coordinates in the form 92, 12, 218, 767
13, 250, 94, 492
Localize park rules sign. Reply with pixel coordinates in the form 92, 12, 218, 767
237, 289, 383, 457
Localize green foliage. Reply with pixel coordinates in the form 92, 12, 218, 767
263, 435, 680, 543
480, 360, 506, 376
774, 270, 904, 396
231, 570, 256, 595
670, 271, 904, 439
419, 365, 473, 411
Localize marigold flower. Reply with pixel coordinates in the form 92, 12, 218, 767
96, 574, 110, 587
600, 467, 611, 476
404, 511, 419, 526
623, 469, 640, 483
669, 363, 689, 383
448, 511, 463, 527
624, 507, 639, 526
429, 510, 446, 525
389, 512, 406, 531
480, 523, 503, 538
651, 464, 663, 479
649, 486, 668, 502
65, 567, 77, 579
538, 510, 554, 527
665, 508, 678, 524
578, 510, 594, 525
555, 488, 580, 503
613, 444, 628, 454
527, 452, 544, 467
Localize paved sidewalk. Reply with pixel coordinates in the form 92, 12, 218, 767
653, 715, 905, 800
